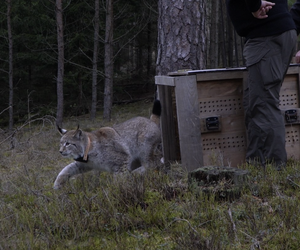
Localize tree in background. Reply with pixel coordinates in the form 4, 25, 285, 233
156, 0, 206, 75
6, 0, 14, 131
55, 0, 64, 127
103, 0, 114, 121
90, 0, 100, 121
206, 0, 244, 68
0, 0, 254, 127
0, 0, 160, 126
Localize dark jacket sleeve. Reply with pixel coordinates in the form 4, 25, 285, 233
245, 0, 261, 13
291, 0, 300, 35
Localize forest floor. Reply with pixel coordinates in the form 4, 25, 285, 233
1, 99, 300, 249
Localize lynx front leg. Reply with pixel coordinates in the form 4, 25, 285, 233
53, 161, 93, 189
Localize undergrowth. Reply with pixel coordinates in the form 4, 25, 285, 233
1, 100, 300, 249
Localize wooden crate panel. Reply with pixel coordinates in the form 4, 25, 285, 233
281, 71, 300, 161
280, 74, 299, 109
156, 65, 300, 171
197, 77, 246, 166
202, 133, 246, 151
199, 97, 244, 117
200, 114, 245, 135
285, 125, 300, 160
197, 79, 243, 117
197, 79, 243, 99
202, 131, 246, 167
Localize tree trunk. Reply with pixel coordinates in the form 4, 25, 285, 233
219, 0, 227, 67
103, 0, 114, 121
77, 72, 83, 115
206, 0, 244, 68
147, 22, 152, 77
55, 0, 64, 127
156, 0, 207, 76
7, 0, 13, 132
90, 0, 100, 121
207, 0, 219, 68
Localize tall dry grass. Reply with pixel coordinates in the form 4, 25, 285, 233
1, 100, 300, 249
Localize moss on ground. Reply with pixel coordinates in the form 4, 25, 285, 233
1, 100, 300, 249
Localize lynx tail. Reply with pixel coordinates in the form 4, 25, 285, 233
150, 99, 161, 126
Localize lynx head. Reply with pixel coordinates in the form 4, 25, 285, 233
57, 125, 89, 162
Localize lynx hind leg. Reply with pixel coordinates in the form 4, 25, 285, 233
148, 142, 163, 168
131, 166, 147, 175
155, 142, 164, 164
128, 141, 163, 174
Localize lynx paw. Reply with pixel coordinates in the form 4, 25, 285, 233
53, 175, 68, 189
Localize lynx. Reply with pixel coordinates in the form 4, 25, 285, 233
53, 100, 162, 189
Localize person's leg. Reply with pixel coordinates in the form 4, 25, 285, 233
263, 30, 297, 168
243, 30, 297, 169
243, 61, 268, 167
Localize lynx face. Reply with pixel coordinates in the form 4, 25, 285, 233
59, 132, 84, 160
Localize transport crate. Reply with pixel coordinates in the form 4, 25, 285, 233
155, 65, 300, 171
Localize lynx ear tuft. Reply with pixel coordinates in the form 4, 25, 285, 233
57, 124, 67, 135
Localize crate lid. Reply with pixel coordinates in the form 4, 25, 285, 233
167, 64, 300, 76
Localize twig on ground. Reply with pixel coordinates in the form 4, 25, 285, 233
228, 207, 239, 243
287, 176, 300, 189
240, 230, 261, 249
166, 218, 199, 234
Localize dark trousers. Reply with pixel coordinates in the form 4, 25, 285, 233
243, 30, 297, 168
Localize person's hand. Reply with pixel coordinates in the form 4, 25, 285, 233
252, 1, 275, 19
295, 50, 300, 63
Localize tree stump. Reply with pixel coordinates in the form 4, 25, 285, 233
188, 166, 249, 200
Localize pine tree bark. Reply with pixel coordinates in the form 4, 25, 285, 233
207, 0, 219, 69
90, 0, 100, 121
103, 0, 114, 121
7, 0, 13, 132
55, 0, 64, 127
156, 0, 207, 75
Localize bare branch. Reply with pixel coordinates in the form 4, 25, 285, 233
0, 116, 56, 146
228, 207, 239, 243
142, 0, 158, 14
0, 106, 11, 116
166, 218, 199, 235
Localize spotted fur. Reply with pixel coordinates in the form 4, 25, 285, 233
53, 100, 162, 189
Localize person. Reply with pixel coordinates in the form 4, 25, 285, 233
226, 0, 300, 170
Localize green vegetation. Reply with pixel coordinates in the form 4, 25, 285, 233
1, 100, 300, 249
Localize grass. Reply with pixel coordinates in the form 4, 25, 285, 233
1, 100, 300, 249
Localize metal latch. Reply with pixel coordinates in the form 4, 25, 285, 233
200, 116, 222, 133
206, 117, 220, 131
285, 109, 298, 123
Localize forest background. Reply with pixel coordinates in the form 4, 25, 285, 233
0, 0, 298, 129
2, 1, 300, 248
